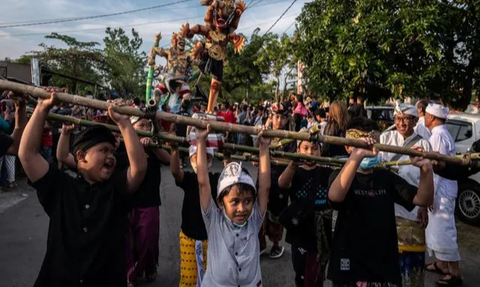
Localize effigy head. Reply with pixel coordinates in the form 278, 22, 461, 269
209, 0, 236, 30
171, 33, 186, 51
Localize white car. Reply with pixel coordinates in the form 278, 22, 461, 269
446, 113, 480, 226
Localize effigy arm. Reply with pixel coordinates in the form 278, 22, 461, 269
228, 34, 246, 53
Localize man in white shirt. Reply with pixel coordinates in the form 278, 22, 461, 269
414, 99, 432, 140
379, 103, 432, 287
424, 103, 462, 286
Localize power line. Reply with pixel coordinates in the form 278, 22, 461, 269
0, 15, 202, 38
249, 0, 265, 8
264, 0, 298, 35
282, 21, 296, 34
1, 0, 291, 38
238, 13, 298, 33
0, 2, 198, 26
0, 0, 193, 29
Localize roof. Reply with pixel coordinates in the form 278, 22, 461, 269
448, 112, 480, 122
365, 106, 394, 109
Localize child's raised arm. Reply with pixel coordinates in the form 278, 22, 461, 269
196, 125, 212, 213
329, 138, 377, 203
170, 141, 184, 182
278, 161, 297, 189
6, 92, 27, 156
19, 93, 55, 182
410, 147, 434, 207
108, 105, 147, 194
56, 123, 77, 169
257, 130, 271, 216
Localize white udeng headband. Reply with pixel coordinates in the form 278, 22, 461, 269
217, 162, 256, 199
394, 103, 418, 117
426, 103, 449, 119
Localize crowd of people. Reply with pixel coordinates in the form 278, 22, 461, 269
0, 86, 475, 287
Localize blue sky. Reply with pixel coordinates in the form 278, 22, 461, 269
0, 0, 311, 60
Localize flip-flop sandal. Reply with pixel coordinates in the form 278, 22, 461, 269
426, 262, 448, 275
7, 182, 17, 188
436, 275, 463, 287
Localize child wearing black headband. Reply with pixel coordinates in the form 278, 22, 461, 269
18, 93, 147, 287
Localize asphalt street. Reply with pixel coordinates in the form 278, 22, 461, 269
1, 162, 479, 287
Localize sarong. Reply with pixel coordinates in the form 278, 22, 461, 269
259, 211, 284, 249
426, 195, 460, 261
126, 206, 160, 282
179, 231, 208, 287
396, 217, 425, 287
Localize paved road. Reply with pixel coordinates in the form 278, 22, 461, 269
1, 163, 479, 287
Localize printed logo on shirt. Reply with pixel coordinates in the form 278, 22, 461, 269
340, 258, 350, 271
353, 189, 387, 197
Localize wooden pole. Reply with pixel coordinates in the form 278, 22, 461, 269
2, 79, 467, 166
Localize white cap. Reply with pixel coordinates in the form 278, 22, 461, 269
394, 102, 418, 117
426, 103, 449, 119
217, 162, 256, 199
188, 146, 214, 158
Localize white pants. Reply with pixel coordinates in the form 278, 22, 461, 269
426, 195, 460, 261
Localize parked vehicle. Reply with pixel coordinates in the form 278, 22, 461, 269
366, 106, 394, 130
446, 113, 480, 226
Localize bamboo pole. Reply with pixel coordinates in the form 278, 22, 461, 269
3, 79, 467, 166
43, 110, 466, 169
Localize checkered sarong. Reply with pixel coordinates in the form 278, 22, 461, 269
188, 132, 224, 149
187, 113, 224, 148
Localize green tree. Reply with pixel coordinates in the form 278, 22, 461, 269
254, 32, 297, 102
103, 27, 146, 98
295, 0, 480, 109
29, 33, 104, 92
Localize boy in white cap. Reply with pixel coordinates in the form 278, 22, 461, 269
379, 102, 432, 286
424, 103, 462, 286
170, 144, 218, 287
195, 125, 271, 287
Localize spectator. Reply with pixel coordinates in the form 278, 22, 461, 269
348, 96, 367, 118
414, 99, 432, 140
293, 94, 308, 131
236, 105, 248, 145
314, 108, 328, 134
322, 101, 349, 158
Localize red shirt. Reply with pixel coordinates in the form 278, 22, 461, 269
41, 128, 53, 147
218, 110, 236, 124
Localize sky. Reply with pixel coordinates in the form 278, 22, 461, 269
0, 0, 311, 60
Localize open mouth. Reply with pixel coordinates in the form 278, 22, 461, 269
215, 18, 226, 28
103, 160, 114, 172
235, 214, 247, 221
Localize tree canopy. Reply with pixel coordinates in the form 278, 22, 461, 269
295, 0, 480, 108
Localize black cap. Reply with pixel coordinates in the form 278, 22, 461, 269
72, 125, 116, 153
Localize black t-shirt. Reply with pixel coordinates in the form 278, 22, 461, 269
285, 166, 333, 250
30, 164, 129, 287
132, 149, 162, 207
327, 169, 417, 285
0, 132, 13, 157
176, 171, 219, 240
175, 110, 191, 138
